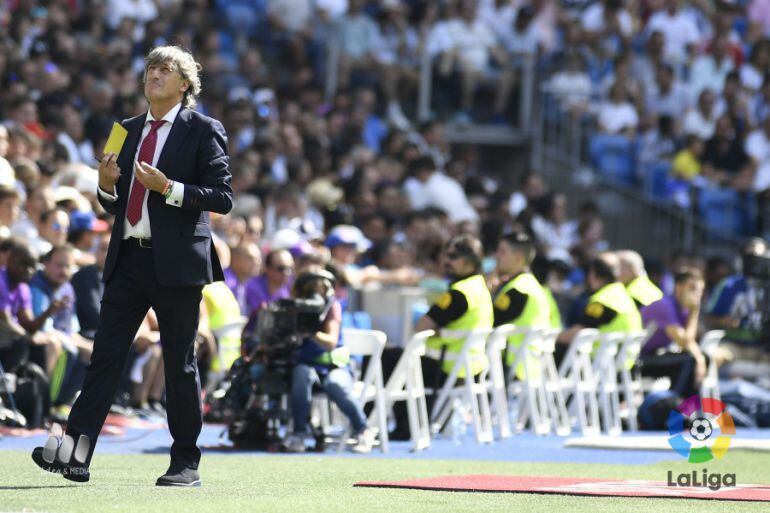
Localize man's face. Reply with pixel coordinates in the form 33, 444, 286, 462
331, 244, 358, 266
144, 60, 187, 106
495, 241, 523, 275
233, 245, 262, 278
266, 251, 295, 286
41, 211, 69, 245
443, 245, 472, 278
27, 187, 55, 216
0, 197, 20, 227
675, 278, 704, 309
44, 250, 75, 287
8, 251, 37, 284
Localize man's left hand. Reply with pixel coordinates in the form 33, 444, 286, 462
134, 161, 169, 193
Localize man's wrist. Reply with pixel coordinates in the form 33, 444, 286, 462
99, 183, 116, 194
162, 179, 173, 197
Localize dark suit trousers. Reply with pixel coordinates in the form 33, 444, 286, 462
65, 240, 204, 469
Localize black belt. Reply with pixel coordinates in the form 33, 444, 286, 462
124, 237, 152, 248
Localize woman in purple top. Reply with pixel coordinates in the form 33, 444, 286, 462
638, 267, 708, 397
0, 242, 67, 376
241, 249, 294, 354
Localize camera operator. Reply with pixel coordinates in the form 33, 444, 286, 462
705, 238, 770, 351
283, 268, 373, 453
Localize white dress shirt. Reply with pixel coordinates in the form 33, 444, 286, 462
98, 102, 185, 239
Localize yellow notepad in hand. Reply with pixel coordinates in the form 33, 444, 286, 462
102, 122, 128, 157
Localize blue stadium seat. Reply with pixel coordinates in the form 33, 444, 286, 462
697, 187, 744, 235
589, 134, 637, 187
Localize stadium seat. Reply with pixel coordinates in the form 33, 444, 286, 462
700, 330, 726, 401
589, 134, 637, 187
338, 329, 388, 453
697, 187, 743, 235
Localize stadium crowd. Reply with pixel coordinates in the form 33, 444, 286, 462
0, 0, 768, 439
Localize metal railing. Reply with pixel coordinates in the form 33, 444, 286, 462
532, 85, 747, 258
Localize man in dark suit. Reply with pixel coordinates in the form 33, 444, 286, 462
32, 46, 232, 487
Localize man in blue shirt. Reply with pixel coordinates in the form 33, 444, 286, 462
30, 245, 92, 406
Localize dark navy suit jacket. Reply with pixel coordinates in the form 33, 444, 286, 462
97, 108, 232, 287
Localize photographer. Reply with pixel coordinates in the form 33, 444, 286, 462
283, 269, 373, 454
705, 239, 769, 349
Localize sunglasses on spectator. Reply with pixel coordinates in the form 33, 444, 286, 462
52, 222, 67, 232
446, 252, 464, 260
271, 265, 294, 274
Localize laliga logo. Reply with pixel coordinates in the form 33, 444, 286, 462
666, 395, 737, 491
667, 395, 735, 462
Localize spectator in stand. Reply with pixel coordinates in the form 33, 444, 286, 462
72, 234, 109, 340
30, 245, 92, 407
224, 242, 262, 314
672, 134, 705, 183
632, 30, 668, 97
443, 0, 512, 123
581, 0, 634, 58
34, 208, 70, 259
11, 185, 55, 245
242, 248, 294, 353
701, 115, 753, 190
336, 0, 380, 90
645, 62, 691, 126
744, 115, 770, 194
67, 211, 110, 267
508, 171, 548, 221
549, 51, 592, 116
402, 155, 478, 223
0, 185, 21, 239
688, 35, 734, 102
740, 39, 770, 95
531, 192, 577, 265
597, 81, 640, 136
646, 0, 703, 66
683, 89, 718, 140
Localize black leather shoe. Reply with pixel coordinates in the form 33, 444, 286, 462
156, 464, 201, 487
31, 446, 90, 483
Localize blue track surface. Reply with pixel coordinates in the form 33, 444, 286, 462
6, 423, 768, 465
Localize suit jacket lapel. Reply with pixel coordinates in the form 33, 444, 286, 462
117, 115, 145, 199
156, 107, 192, 178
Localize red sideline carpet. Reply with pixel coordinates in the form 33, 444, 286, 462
355, 475, 770, 502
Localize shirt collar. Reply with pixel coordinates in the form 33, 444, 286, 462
146, 102, 182, 127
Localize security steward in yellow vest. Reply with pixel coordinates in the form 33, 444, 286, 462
380, 235, 493, 440
492, 232, 551, 377
556, 253, 642, 367
618, 250, 663, 308
201, 281, 243, 377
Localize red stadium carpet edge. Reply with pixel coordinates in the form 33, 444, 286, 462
354, 474, 770, 502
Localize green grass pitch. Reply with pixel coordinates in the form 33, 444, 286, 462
1, 450, 769, 512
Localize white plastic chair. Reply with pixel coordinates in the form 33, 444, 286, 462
506, 327, 549, 435
558, 328, 601, 436
616, 327, 655, 431
337, 328, 388, 452
536, 328, 572, 436
482, 325, 515, 438
700, 330, 726, 400
373, 330, 434, 451
593, 332, 624, 436
429, 328, 495, 443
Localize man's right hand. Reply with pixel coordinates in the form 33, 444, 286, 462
98, 152, 121, 194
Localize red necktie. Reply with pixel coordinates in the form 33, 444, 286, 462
126, 119, 166, 226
